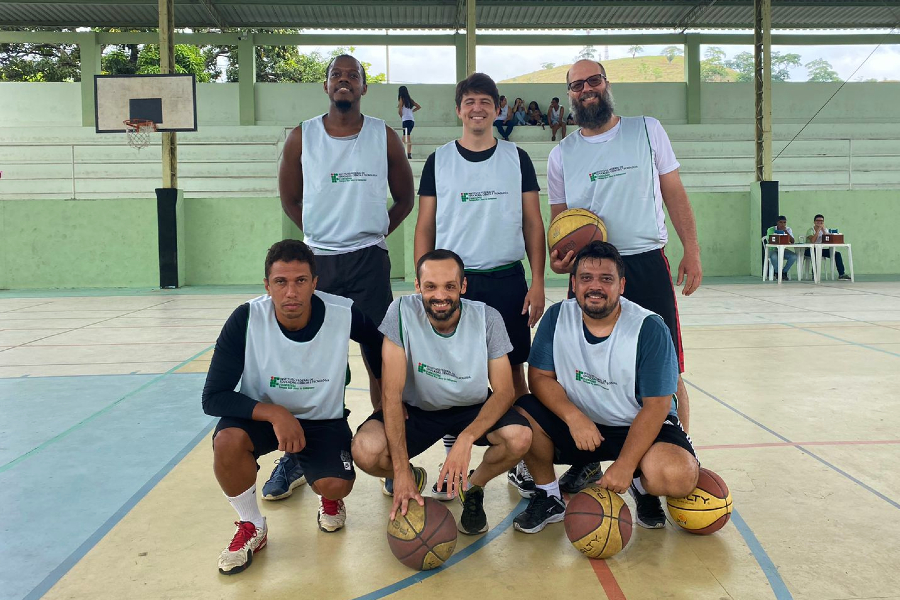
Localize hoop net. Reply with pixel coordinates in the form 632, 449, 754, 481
124, 119, 157, 150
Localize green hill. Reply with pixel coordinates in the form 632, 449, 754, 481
502, 55, 686, 84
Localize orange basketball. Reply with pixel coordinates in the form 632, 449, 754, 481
666, 468, 733, 535
386, 498, 458, 570
548, 208, 607, 258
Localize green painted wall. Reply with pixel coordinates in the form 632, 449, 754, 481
8, 82, 900, 128
183, 197, 282, 285
0, 198, 159, 289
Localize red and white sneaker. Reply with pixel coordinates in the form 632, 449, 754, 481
218, 519, 267, 575
317, 497, 346, 532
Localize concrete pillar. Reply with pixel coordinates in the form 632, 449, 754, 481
159, 0, 177, 190
755, 0, 773, 181
238, 33, 256, 126
455, 33, 466, 83
79, 32, 101, 127
466, 0, 476, 75
684, 33, 701, 124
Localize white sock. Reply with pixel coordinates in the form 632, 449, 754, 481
443, 435, 456, 455
537, 480, 561, 499
227, 484, 265, 528
632, 477, 647, 495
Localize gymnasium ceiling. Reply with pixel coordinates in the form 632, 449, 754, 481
1, 0, 899, 31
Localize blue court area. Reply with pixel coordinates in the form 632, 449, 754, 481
0, 371, 214, 600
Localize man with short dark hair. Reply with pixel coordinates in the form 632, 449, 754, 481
766, 216, 798, 280
513, 241, 699, 534
547, 59, 702, 526
202, 239, 384, 575
274, 54, 415, 499
804, 214, 850, 280
351, 250, 532, 536
415, 72, 545, 499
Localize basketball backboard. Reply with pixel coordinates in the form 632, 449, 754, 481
94, 73, 197, 133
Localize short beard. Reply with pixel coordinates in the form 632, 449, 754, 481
424, 298, 460, 322
570, 88, 615, 129
577, 293, 617, 320
334, 99, 353, 112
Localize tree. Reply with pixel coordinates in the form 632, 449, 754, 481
806, 58, 841, 82
700, 46, 732, 82
0, 28, 80, 82
574, 45, 596, 61
661, 46, 683, 63
135, 44, 213, 82
725, 50, 801, 82
540, 62, 556, 70
223, 43, 383, 83
628, 45, 644, 59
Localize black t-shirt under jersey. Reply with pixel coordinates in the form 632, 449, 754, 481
417, 141, 540, 197
201, 294, 383, 420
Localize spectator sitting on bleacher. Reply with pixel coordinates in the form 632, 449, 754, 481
513, 98, 528, 126
766, 216, 797, 281
526, 101, 545, 129
804, 214, 851, 280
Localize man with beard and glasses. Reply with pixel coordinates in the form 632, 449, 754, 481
414, 72, 545, 501
351, 249, 533, 536
512, 242, 699, 533
547, 60, 701, 528
274, 54, 415, 502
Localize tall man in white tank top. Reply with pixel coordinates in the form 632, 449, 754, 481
203, 240, 385, 575
547, 60, 702, 526
414, 73, 545, 500
352, 250, 533, 536
276, 54, 415, 499
513, 242, 699, 534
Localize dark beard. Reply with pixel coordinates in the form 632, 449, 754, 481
424, 299, 460, 322
570, 89, 614, 129
334, 99, 352, 112
577, 294, 617, 320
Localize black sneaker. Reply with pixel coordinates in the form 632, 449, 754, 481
507, 461, 536, 498
513, 489, 566, 534
839, 274, 851, 280
458, 485, 488, 535
782, 271, 791, 281
431, 466, 454, 502
629, 483, 666, 529
559, 461, 604, 493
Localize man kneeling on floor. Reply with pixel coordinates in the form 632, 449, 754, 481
352, 249, 532, 534
513, 241, 699, 533
202, 239, 383, 574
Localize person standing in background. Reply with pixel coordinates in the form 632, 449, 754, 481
398, 85, 421, 160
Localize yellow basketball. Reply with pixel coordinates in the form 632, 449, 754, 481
666, 468, 733, 535
564, 486, 632, 559
386, 498, 458, 570
547, 208, 607, 258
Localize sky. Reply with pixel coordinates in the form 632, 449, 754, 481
287, 29, 900, 84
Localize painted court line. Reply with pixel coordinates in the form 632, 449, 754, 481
685, 380, 900, 512
589, 559, 628, 600
0, 344, 214, 474
351, 499, 528, 600
696, 439, 900, 450
731, 509, 794, 600
21, 420, 218, 600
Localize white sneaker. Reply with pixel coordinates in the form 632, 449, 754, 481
218, 519, 267, 575
317, 497, 346, 532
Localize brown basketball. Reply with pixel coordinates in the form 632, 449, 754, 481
666, 468, 733, 535
386, 498, 458, 570
564, 486, 632, 559
547, 208, 608, 258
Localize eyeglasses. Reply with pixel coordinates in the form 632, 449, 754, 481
567, 74, 607, 92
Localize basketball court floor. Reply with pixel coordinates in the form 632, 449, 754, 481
3, 278, 900, 600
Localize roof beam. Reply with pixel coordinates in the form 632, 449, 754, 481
197, 0, 228, 29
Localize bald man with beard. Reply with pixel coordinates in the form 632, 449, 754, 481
546, 59, 702, 531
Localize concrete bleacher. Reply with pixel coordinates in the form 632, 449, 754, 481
2, 122, 900, 201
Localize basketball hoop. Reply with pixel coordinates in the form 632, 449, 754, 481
124, 118, 157, 150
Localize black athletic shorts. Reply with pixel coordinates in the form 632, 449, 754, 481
463, 262, 531, 366
567, 248, 683, 372
315, 244, 393, 324
363, 400, 531, 459
213, 412, 356, 483
515, 394, 696, 473
402, 120, 415, 134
